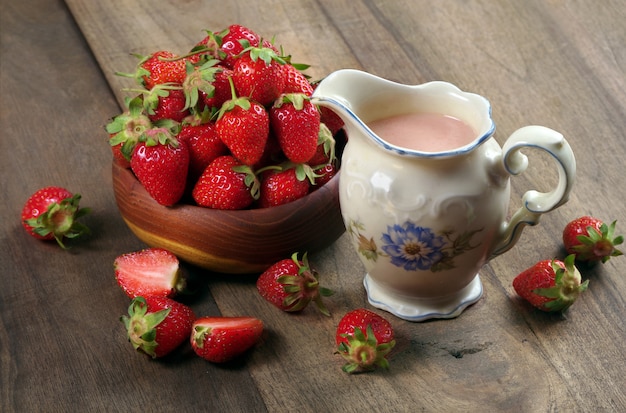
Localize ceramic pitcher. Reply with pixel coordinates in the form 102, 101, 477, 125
312, 69, 576, 322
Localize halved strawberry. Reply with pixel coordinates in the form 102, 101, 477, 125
190, 316, 264, 363
114, 248, 187, 298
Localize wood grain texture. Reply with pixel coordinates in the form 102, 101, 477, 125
2, 0, 625, 412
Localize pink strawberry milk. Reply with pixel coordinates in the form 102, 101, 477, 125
312, 69, 576, 321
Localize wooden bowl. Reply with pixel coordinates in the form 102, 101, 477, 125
112, 161, 345, 274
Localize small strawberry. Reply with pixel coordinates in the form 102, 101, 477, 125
562, 216, 623, 263
192, 155, 259, 210
114, 248, 187, 299
257, 163, 314, 208
143, 85, 190, 123
256, 252, 333, 315
177, 122, 228, 181
130, 127, 189, 206
181, 59, 230, 114
270, 93, 320, 163
312, 163, 338, 188
218, 24, 262, 68
307, 123, 336, 166
190, 316, 264, 363
21, 186, 90, 248
512, 254, 589, 312
282, 63, 314, 95
199, 66, 234, 111
121, 296, 195, 358
106, 96, 153, 165
232, 45, 286, 106
335, 308, 396, 374
216, 79, 269, 166
134, 50, 187, 90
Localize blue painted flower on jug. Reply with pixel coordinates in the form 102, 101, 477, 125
381, 222, 446, 270
346, 219, 483, 272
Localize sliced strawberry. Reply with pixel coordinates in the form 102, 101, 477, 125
190, 316, 264, 363
114, 248, 186, 298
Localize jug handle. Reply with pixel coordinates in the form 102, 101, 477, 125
490, 125, 576, 259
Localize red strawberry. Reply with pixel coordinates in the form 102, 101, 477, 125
143, 85, 190, 123
270, 93, 320, 163
106, 96, 153, 166
21, 186, 90, 248
282, 63, 314, 95
187, 30, 221, 65
335, 308, 396, 374
232, 46, 286, 106
256, 252, 333, 315
177, 122, 228, 181
218, 24, 262, 68
257, 164, 313, 208
312, 163, 338, 188
136, 50, 187, 90
562, 216, 623, 263
182, 60, 232, 114
307, 123, 337, 166
121, 296, 195, 358
114, 248, 186, 299
216, 81, 269, 166
200, 66, 233, 111
192, 155, 259, 210
512, 254, 588, 312
190, 316, 264, 363
130, 128, 189, 206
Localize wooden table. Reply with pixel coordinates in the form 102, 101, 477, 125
2, 0, 625, 411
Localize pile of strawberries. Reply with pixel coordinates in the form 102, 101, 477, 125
106, 24, 343, 209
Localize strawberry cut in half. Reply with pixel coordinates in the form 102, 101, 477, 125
114, 248, 187, 298
190, 316, 264, 363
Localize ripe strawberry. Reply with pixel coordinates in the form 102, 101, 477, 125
307, 123, 336, 166
270, 93, 320, 163
190, 316, 264, 363
130, 128, 189, 206
218, 24, 262, 68
199, 66, 233, 111
135, 50, 187, 90
192, 155, 259, 210
562, 216, 623, 263
177, 122, 228, 181
143, 85, 190, 123
216, 81, 269, 166
256, 252, 333, 315
121, 296, 195, 358
512, 254, 589, 312
21, 186, 90, 248
312, 163, 338, 188
232, 45, 286, 106
335, 308, 396, 374
114, 248, 186, 299
106, 96, 153, 165
257, 164, 313, 208
282, 63, 314, 95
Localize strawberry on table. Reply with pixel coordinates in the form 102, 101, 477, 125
335, 308, 396, 374
270, 93, 320, 163
121, 296, 195, 359
114, 248, 187, 299
192, 155, 259, 210
562, 216, 623, 263
21, 186, 90, 248
512, 254, 588, 312
256, 252, 333, 315
190, 316, 264, 363
130, 126, 189, 206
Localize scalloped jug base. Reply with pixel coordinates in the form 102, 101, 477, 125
363, 274, 483, 322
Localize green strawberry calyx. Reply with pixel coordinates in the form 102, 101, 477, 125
25, 193, 91, 249
277, 252, 334, 316
107, 96, 153, 160
121, 296, 170, 359
533, 254, 589, 312
337, 325, 396, 374
573, 220, 623, 263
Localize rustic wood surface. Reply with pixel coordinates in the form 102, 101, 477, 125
2, 0, 625, 412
